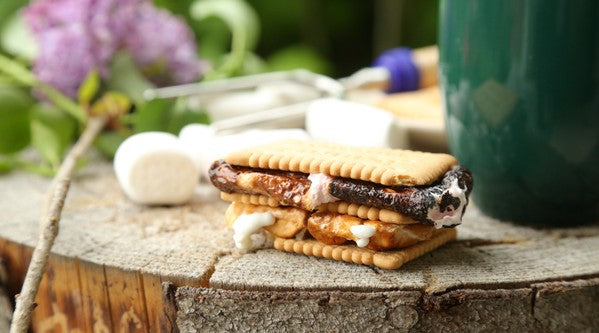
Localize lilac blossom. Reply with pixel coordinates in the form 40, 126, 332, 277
24, 0, 92, 34
23, 0, 202, 98
32, 24, 98, 98
124, 4, 202, 86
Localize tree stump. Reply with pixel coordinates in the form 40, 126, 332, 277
0, 259, 11, 332
0, 161, 598, 332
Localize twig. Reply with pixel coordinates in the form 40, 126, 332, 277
9, 117, 106, 333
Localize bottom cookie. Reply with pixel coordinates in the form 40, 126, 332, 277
273, 228, 456, 270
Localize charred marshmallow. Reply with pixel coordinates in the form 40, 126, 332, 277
427, 179, 468, 228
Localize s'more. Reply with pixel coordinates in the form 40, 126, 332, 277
209, 140, 473, 269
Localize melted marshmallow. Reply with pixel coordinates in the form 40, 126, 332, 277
232, 212, 275, 250
426, 178, 468, 228
350, 225, 376, 247
306, 173, 339, 208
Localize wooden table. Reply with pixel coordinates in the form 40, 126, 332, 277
1, 161, 598, 332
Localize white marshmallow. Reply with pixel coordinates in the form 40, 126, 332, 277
179, 125, 311, 179
305, 98, 408, 148
350, 224, 376, 248
205, 90, 283, 122
178, 124, 213, 168
114, 132, 199, 205
232, 212, 275, 250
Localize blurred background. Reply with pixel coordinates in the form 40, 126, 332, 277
0, 0, 439, 175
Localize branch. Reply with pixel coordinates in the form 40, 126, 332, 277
9, 117, 107, 333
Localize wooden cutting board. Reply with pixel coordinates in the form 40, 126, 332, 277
0, 161, 598, 332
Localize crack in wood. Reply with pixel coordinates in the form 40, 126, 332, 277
530, 285, 538, 323
456, 238, 528, 247
203, 249, 234, 288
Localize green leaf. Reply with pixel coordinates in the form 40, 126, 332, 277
30, 118, 63, 169
0, 12, 37, 61
0, 156, 14, 174
31, 103, 78, 151
191, 0, 260, 79
131, 98, 174, 133
78, 69, 100, 105
0, 1, 26, 24
167, 108, 210, 134
0, 86, 33, 154
94, 131, 128, 159
91, 91, 131, 117
266, 44, 332, 75
13, 158, 54, 176
106, 52, 155, 104
29, 103, 78, 169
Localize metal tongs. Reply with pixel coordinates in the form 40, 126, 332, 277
142, 46, 438, 135
143, 70, 343, 135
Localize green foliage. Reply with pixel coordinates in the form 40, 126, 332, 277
266, 44, 331, 75
78, 69, 100, 105
0, 12, 37, 61
29, 103, 78, 170
30, 118, 63, 169
0, 157, 12, 173
94, 131, 128, 159
131, 98, 173, 133
166, 99, 210, 134
0, 53, 87, 123
191, 0, 260, 79
105, 53, 154, 104
0, 86, 33, 154
91, 91, 131, 117
132, 98, 209, 135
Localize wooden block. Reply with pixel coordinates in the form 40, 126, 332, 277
141, 273, 171, 333
0, 258, 11, 333
104, 266, 150, 332
78, 261, 113, 333
0, 239, 33, 302
32, 254, 86, 332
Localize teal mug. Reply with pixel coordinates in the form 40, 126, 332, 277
439, 0, 599, 225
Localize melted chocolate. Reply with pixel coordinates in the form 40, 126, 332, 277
209, 160, 473, 225
329, 166, 473, 225
209, 160, 311, 207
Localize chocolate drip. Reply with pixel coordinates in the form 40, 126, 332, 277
329, 166, 473, 225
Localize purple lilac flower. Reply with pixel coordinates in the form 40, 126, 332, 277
32, 24, 98, 98
24, 0, 92, 34
124, 4, 202, 86
24, 0, 202, 98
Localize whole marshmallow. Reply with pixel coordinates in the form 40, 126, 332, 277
306, 98, 407, 148
205, 90, 283, 122
178, 124, 213, 168
114, 132, 199, 205
178, 126, 311, 179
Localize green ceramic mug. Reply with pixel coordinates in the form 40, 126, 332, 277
439, 0, 599, 225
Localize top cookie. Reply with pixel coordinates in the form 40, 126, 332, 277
224, 140, 457, 186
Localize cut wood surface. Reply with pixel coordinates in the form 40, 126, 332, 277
1, 260, 12, 333
0, 160, 598, 332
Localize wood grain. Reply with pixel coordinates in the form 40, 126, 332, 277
1, 259, 12, 333
1, 160, 598, 331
